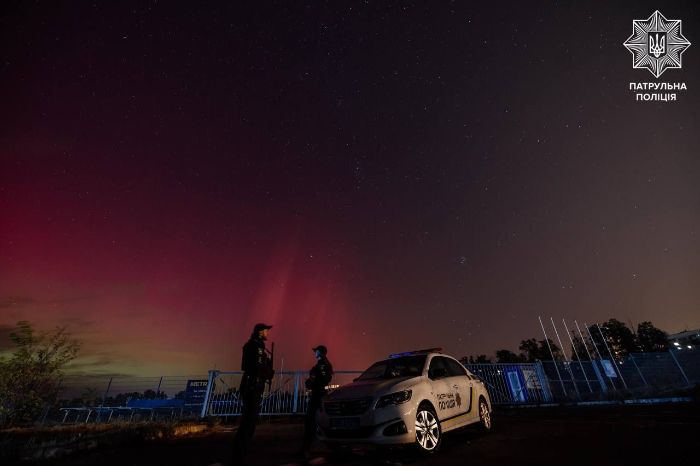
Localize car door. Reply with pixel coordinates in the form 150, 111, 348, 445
444, 357, 476, 426
427, 356, 459, 423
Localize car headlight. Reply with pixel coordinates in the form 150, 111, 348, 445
375, 389, 412, 409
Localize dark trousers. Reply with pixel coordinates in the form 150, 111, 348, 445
232, 387, 263, 466
301, 394, 323, 453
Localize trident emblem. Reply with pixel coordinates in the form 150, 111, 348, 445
648, 33, 666, 58
624, 11, 690, 77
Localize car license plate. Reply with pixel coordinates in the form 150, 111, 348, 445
330, 417, 360, 430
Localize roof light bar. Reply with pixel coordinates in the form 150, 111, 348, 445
388, 348, 443, 358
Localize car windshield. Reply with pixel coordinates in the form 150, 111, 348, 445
357, 355, 427, 381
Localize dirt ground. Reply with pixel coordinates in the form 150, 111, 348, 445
21, 403, 700, 466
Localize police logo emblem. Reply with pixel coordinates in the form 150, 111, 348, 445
623, 10, 690, 78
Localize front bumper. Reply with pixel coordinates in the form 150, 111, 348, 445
316, 402, 416, 445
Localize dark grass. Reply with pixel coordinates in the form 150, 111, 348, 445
14, 403, 700, 466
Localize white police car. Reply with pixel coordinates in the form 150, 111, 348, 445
316, 348, 492, 452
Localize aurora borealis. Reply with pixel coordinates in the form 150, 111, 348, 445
1, 1, 699, 377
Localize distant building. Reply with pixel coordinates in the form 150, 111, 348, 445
668, 329, 700, 350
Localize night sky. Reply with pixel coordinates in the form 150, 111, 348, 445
1, 1, 699, 377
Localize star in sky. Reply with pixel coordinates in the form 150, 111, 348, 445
623, 10, 691, 78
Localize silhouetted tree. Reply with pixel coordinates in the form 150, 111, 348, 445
569, 334, 591, 361
459, 355, 492, 364
588, 319, 637, 359
102, 391, 143, 406
80, 387, 101, 407
636, 321, 668, 352
495, 349, 526, 363
143, 389, 167, 399
519, 338, 561, 361
0, 321, 81, 425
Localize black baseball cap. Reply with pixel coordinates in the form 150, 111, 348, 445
312, 345, 328, 355
253, 323, 273, 333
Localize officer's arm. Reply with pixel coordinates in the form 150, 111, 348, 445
241, 344, 248, 372
323, 363, 334, 385
241, 342, 258, 376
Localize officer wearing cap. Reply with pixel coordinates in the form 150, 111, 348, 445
300, 345, 333, 456
232, 323, 274, 465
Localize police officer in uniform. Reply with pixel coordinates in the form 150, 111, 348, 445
232, 323, 274, 465
300, 345, 333, 457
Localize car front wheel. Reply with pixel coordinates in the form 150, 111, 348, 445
478, 398, 492, 431
415, 405, 441, 452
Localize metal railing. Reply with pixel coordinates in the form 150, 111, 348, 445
200, 370, 363, 417
46, 348, 699, 423
535, 350, 699, 401
198, 364, 557, 418
40, 374, 208, 424
464, 362, 553, 404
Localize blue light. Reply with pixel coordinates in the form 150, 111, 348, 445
388, 348, 442, 358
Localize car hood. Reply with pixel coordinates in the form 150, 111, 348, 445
326, 377, 418, 400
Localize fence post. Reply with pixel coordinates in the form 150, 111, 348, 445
590, 360, 608, 394
292, 372, 300, 414
668, 349, 691, 386
538, 316, 567, 399
563, 319, 592, 394
628, 354, 648, 387
96, 377, 113, 423
596, 324, 629, 390
535, 361, 552, 402
200, 370, 217, 419
551, 317, 581, 400
575, 320, 607, 394
584, 322, 617, 391
155, 376, 163, 396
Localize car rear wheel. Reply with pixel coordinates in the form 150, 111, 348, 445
415, 405, 441, 452
478, 398, 491, 431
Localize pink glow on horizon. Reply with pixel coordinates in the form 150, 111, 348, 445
0, 149, 373, 375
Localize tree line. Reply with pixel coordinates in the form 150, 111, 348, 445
460, 319, 670, 364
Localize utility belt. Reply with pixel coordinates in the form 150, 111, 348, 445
240, 374, 267, 394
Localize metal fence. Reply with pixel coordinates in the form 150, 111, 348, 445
41, 374, 208, 424
198, 349, 699, 416
535, 350, 698, 401
48, 349, 699, 423
464, 363, 553, 404
201, 371, 362, 418
57, 374, 209, 400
